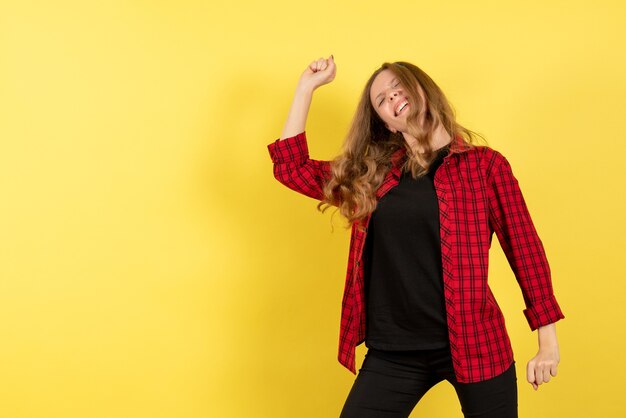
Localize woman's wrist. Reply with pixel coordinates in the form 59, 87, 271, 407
537, 322, 559, 349
295, 81, 316, 97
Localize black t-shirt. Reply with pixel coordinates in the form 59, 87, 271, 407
363, 144, 450, 350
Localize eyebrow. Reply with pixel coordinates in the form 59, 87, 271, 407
375, 78, 399, 101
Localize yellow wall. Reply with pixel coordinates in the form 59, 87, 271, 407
1, 1, 624, 417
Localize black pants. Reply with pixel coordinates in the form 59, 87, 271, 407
340, 346, 517, 418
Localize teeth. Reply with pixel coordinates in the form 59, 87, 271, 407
396, 101, 408, 116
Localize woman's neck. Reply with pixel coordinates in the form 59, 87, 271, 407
402, 124, 452, 154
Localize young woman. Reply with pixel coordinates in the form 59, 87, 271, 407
267, 55, 565, 418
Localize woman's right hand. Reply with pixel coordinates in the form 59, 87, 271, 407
279, 55, 336, 139
297, 55, 336, 92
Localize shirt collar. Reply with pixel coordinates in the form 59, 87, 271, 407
448, 133, 473, 154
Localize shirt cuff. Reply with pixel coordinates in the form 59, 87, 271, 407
523, 294, 565, 330
267, 131, 309, 164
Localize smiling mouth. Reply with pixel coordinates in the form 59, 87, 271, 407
395, 100, 409, 116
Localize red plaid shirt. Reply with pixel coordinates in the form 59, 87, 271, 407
267, 131, 565, 383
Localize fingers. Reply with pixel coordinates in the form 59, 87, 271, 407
300, 55, 336, 91
327, 54, 336, 73
536, 367, 543, 385
527, 357, 559, 390
309, 56, 333, 73
308, 58, 323, 72
550, 363, 558, 377
526, 362, 536, 388
536, 364, 548, 383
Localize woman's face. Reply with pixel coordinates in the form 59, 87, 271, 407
369, 68, 422, 134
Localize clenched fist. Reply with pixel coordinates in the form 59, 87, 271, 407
297, 55, 336, 92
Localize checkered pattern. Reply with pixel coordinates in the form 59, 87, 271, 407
268, 131, 565, 383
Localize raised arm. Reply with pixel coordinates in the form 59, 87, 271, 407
280, 55, 336, 139
268, 56, 337, 202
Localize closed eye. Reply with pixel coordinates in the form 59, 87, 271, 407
377, 82, 402, 107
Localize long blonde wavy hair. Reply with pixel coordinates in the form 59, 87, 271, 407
317, 61, 484, 228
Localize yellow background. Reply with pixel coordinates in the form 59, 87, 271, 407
1, 1, 624, 417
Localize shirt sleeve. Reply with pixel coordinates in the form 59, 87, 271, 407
267, 131, 333, 202
487, 152, 565, 330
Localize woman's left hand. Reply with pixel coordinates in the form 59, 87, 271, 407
526, 345, 560, 390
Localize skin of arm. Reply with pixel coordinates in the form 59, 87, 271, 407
527, 322, 560, 390
280, 55, 336, 140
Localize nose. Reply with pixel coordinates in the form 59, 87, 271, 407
388, 91, 399, 101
